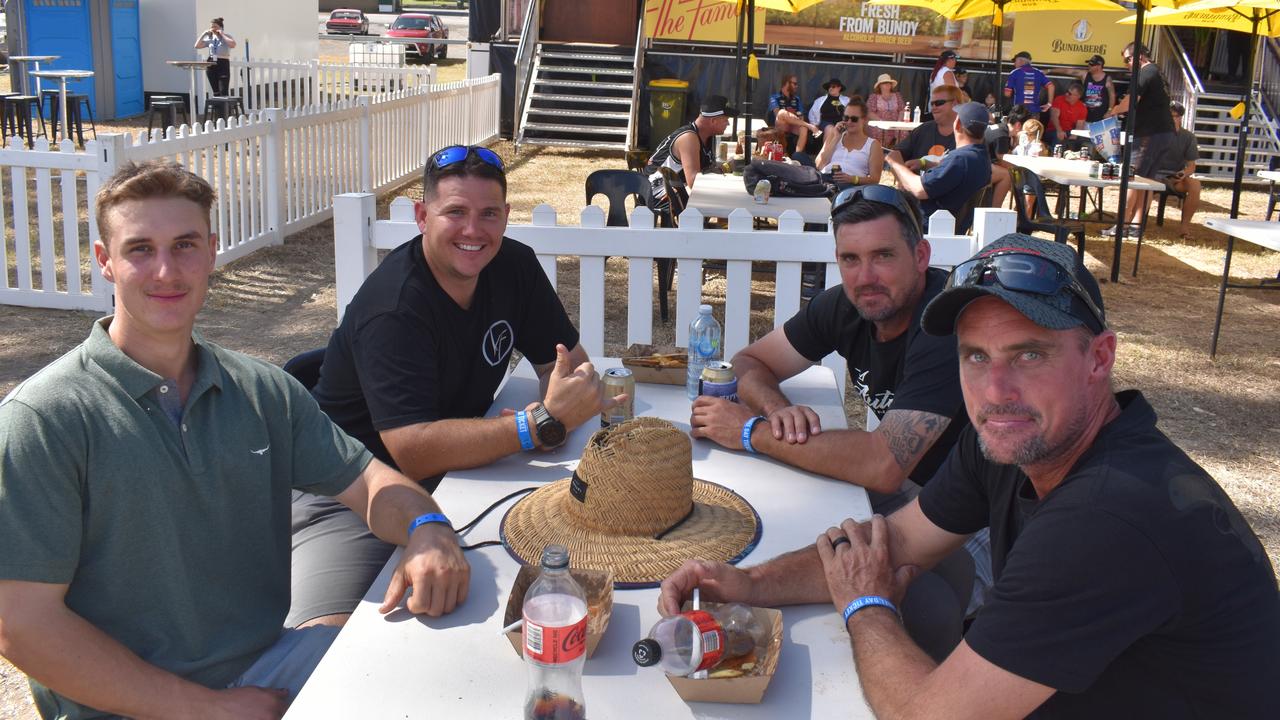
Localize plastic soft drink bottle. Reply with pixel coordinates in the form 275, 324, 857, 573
912, 103, 921, 123
523, 545, 587, 720
901, 102, 911, 121
686, 304, 722, 400
753, 177, 771, 204
632, 603, 767, 676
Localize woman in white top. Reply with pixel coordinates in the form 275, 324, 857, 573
816, 96, 883, 188
929, 49, 959, 94
194, 17, 236, 96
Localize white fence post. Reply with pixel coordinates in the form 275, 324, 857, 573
89, 134, 126, 306
334, 193, 378, 321
972, 208, 1018, 248
358, 96, 373, 193
261, 108, 284, 246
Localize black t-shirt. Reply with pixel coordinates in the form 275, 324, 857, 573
895, 121, 956, 163
782, 267, 967, 501
1133, 62, 1175, 137
1083, 72, 1109, 123
313, 236, 579, 490
919, 391, 1280, 718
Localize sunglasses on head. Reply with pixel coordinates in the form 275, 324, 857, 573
428, 145, 505, 173
831, 184, 924, 240
947, 251, 1106, 331
931, 99, 951, 107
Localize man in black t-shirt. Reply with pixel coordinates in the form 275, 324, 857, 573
660, 233, 1280, 718
1105, 42, 1176, 237
291, 146, 621, 628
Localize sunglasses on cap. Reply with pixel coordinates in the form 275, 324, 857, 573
428, 145, 505, 173
948, 251, 1106, 331
831, 184, 923, 240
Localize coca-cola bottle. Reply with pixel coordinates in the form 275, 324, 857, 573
523, 545, 587, 720
632, 603, 767, 676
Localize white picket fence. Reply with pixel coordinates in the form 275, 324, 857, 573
0, 75, 501, 313
333, 194, 1019, 391
228, 58, 436, 111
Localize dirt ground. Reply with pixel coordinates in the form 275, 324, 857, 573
2, 134, 1279, 715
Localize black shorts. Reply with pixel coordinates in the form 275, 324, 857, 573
1131, 131, 1175, 179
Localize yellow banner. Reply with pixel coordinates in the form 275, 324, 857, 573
644, 0, 765, 44
1008, 10, 1133, 67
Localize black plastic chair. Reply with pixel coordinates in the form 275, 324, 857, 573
1155, 184, 1188, 227
1008, 166, 1086, 257
585, 169, 648, 227
955, 184, 994, 235
283, 348, 326, 391
3, 95, 46, 148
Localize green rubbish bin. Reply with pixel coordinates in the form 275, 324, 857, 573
649, 79, 689, 145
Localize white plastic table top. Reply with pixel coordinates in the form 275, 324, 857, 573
285, 360, 875, 719
868, 119, 921, 131
687, 172, 833, 224
1002, 153, 1165, 192
1204, 217, 1280, 253
1257, 170, 1280, 183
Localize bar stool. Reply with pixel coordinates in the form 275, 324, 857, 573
202, 96, 245, 124
3, 95, 47, 148
42, 90, 97, 146
146, 97, 190, 134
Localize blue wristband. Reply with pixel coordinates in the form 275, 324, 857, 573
408, 512, 452, 539
842, 595, 899, 625
515, 410, 535, 451
741, 416, 766, 454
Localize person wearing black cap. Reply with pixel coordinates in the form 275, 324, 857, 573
1075, 54, 1115, 124
930, 49, 960, 95
662, 233, 1280, 718
1004, 50, 1054, 113
807, 78, 849, 132
643, 94, 733, 217
886, 101, 992, 234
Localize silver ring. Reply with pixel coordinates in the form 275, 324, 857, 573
831, 535, 850, 549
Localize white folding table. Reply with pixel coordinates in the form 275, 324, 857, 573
686, 173, 832, 226
1202, 217, 1280, 357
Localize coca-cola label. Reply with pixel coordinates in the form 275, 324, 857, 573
523, 614, 588, 665
684, 610, 727, 672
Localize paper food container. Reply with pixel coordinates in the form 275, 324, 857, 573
503, 565, 613, 659
665, 603, 784, 705
620, 343, 686, 385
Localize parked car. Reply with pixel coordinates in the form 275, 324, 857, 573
326, 9, 370, 35
386, 13, 449, 63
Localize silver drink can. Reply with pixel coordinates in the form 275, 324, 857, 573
601, 367, 635, 428
698, 361, 738, 402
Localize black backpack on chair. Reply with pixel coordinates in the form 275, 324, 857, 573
743, 158, 835, 198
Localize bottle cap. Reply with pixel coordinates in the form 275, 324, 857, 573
699, 304, 713, 314
632, 638, 662, 666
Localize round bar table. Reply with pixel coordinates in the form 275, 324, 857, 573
7, 55, 60, 96
28, 69, 94, 145
166, 60, 216, 120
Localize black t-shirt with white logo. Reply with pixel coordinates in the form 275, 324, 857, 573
782, 267, 967, 502
313, 235, 578, 490
919, 391, 1280, 717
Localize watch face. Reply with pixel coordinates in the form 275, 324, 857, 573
539, 418, 566, 447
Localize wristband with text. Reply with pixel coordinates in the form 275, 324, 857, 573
842, 595, 899, 625
515, 410, 535, 451
741, 416, 767, 454
408, 512, 452, 539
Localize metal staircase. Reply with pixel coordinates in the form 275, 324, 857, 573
1187, 90, 1278, 182
516, 44, 635, 152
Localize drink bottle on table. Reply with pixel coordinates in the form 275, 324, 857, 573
686, 305, 723, 400
632, 603, 767, 677
523, 544, 587, 720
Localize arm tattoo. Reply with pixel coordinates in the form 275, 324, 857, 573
877, 410, 951, 472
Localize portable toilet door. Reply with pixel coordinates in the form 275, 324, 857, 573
104, 0, 143, 118
19, 0, 98, 117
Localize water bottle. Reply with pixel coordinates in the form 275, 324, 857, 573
901, 102, 911, 122
686, 304, 722, 400
523, 545, 587, 720
912, 103, 921, 123
752, 177, 771, 204
632, 603, 767, 677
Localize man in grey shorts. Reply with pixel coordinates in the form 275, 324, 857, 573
0, 161, 469, 719
295, 145, 621, 628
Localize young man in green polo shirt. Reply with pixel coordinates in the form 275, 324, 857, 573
0, 160, 470, 720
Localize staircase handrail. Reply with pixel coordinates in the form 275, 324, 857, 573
514, 0, 541, 144
1256, 38, 1280, 153
627, 16, 645, 153
1155, 27, 1203, 129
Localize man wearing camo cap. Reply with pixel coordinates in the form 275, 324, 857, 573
661, 233, 1280, 717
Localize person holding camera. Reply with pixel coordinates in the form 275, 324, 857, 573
1156, 101, 1202, 240
194, 17, 236, 96
815, 96, 883, 189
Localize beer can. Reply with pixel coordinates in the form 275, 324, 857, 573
601, 367, 635, 428
1054, 144, 1064, 158
698, 361, 738, 402
830, 163, 841, 175
1089, 162, 1101, 179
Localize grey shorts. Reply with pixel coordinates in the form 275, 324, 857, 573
229, 624, 341, 701
1131, 131, 1175, 180
287, 490, 395, 628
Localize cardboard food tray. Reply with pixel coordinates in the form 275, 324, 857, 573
620, 343, 686, 386
503, 565, 613, 659
666, 603, 784, 705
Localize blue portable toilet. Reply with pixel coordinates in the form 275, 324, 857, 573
6, 0, 144, 120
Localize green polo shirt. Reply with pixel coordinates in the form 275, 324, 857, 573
0, 318, 373, 720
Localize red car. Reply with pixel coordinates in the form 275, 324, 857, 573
386, 13, 449, 63
326, 9, 369, 35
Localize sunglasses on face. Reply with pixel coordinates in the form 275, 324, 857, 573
931, 99, 951, 107
831, 184, 924, 241
948, 251, 1106, 331
428, 145, 505, 173
844, 115, 862, 122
